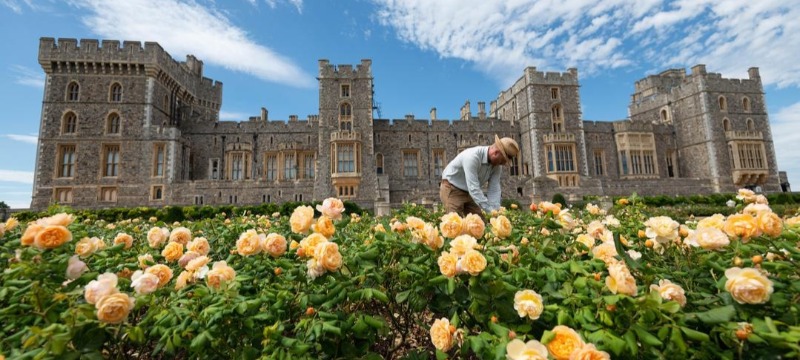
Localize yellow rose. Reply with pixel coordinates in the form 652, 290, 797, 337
540, 201, 562, 214
186, 255, 211, 272
206, 261, 236, 289
743, 203, 772, 217
37, 213, 75, 227
113, 233, 134, 249
644, 216, 679, 244
299, 233, 328, 258
175, 270, 193, 290
723, 214, 761, 242
95, 293, 135, 324
34, 225, 73, 249
263, 233, 288, 258
145, 264, 173, 287
21, 223, 44, 246
696, 214, 726, 230
736, 188, 757, 203
439, 212, 464, 239
605, 261, 637, 296
289, 240, 300, 250
75, 237, 100, 257
575, 234, 595, 251
314, 241, 343, 272
429, 318, 454, 352
461, 213, 485, 238
649, 279, 687, 307
315, 197, 345, 220
756, 212, 783, 237
169, 227, 192, 245
290, 205, 315, 234
373, 224, 386, 233
84, 273, 119, 304
449, 235, 478, 257
569, 344, 611, 360
5, 217, 19, 231
412, 223, 443, 250
683, 227, 730, 250
591, 242, 617, 263
558, 210, 578, 230
405, 216, 426, 231
437, 251, 458, 278
490, 215, 512, 238
724, 267, 773, 304
458, 250, 487, 276
162, 241, 184, 262
785, 216, 800, 229
546, 325, 586, 360
236, 229, 263, 256
390, 221, 406, 232
186, 237, 210, 255
507, 339, 549, 360
138, 254, 154, 269
514, 289, 544, 320
585, 203, 602, 215
616, 198, 629, 206
147, 227, 169, 248
312, 215, 336, 238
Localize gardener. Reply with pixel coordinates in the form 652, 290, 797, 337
439, 135, 519, 217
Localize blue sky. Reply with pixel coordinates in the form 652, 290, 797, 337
1, 0, 799, 208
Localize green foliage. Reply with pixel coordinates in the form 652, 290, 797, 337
0, 201, 9, 209
551, 193, 567, 208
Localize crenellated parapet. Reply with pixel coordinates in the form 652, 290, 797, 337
318, 59, 372, 79
524, 66, 579, 85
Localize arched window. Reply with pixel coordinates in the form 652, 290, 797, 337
110, 83, 123, 102
339, 103, 352, 131
376, 153, 384, 174
742, 97, 751, 112
718, 96, 727, 111
163, 95, 170, 115
723, 118, 730, 131
62, 112, 77, 134
746, 118, 754, 131
107, 113, 121, 134
67, 81, 80, 102
551, 104, 563, 132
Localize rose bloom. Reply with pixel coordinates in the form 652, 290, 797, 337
461, 214, 485, 238
168, 227, 192, 245
316, 197, 345, 220
405, 216, 426, 231
75, 237, 101, 257
458, 250, 487, 276
236, 229, 264, 256
558, 210, 578, 230
312, 215, 336, 238
786, 216, 800, 229
696, 214, 726, 230
66, 255, 89, 280
586, 221, 606, 240
591, 242, 617, 263
187, 237, 210, 255
162, 241, 184, 262
186, 255, 211, 272
130, 270, 160, 295
34, 225, 73, 250
439, 212, 464, 238
113, 233, 134, 249
147, 227, 169, 248
178, 251, 201, 268
262, 233, 288, 258
606, 261, 637, 296
373, 224, 386, 233
314, 241, 343, 272
507, 339, 549, 360
206, 261, 236, 289
84, 273, 119, 304
539, 201, 562, 215
145, 264, 174, 287
306, 258, 326, 280
586, 203, 601, 215
514, 289, 544, 320
569, 344, 611, 360
490, 215, 512, 238
575, 234, 595, 251
756, 211, 783, 237
650, 279, 687, 307
626, 249, 642, 260
742, 203, 773, 217
724, 267, 773, 304
736, 188, 757, 203
289, 206, 315, 234
36, 213, 76, 227
298, 233, 328, 258
683, 227, 730, 250
412, 223, 443, 250
449, 235, 479, 257
723, 214, 761, 242
175, 270, 193, 290
546, 325, 586, 360
95, 292, 135, 324
20, 223, 44, 246
138, 254, 154, 269
644, 216, 680, 244
429, 318, 454, 352
5, 217, 20, 231
437, 251, 458, 278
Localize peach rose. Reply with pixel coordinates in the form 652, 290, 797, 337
405, 216, 426, 231
458, 250, 487, 276
178, 251, 201, 268
113, 233, 134, 249
314, 241, 343, 272
439, 212, 464, 239
147, 227, 169, 248
644, 216, 679, 244
306, 258, 326, 280
514, 289, 544, 320
66, 255, 89, 280
138, 254, 154, 269
547, 325, 586, 360
175, 270, 193, 290
299, 233, 328, 258
436, 251, 457, 278
683, 227, 730, 250
429, 318, 454, 352
586, 203, 602, 215
756, 211, 783, 237
34, 225, 73, 249
145, 264, 173, 287
606, 261, 637, 296
569, 344, 611, 360
591, 242, 617, 263
95, 292, 135, 324
75, 237, 100, 257
390, 221, 406, 232
785, 216, 800, 228
316, 198, 345, 220
20, 223, 44, 246
312, 215, 336, 238
187, 237, 210, 255
84, 273, 119, 304
507, 339, 549, 360
540, 201, 562, 215
736, 188, 757, 203
696, 214, 726, 230
206, 261, 236, 289
743, 203, 772, 217
373, 224, 386, 233
650, 279, 687, 307
723, 214, 761, 242
290, 205, 315, 234
5, 217, 19, 231
724, 267, 773, 304
168, 227, 192, 245
490, 215, 512, 238
186, 255, 211, 272
161, 241, 184, 262
558, 210, 578, 230
575, 234, 595, 251
130, 270, 160, 295
37, 213, 75, 227
236, 230, 264, 256
412, 223, 443, 250
461, 213, 485, 238
263, 233, 288, 258
449, 235, 478, 257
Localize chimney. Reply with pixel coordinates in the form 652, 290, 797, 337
289, 115, 298, 122
748, 67, 761, 80
691, 64, 707, 76
478, 102, 486, 120
261, 107, 268, 121
430, 107, 437, 120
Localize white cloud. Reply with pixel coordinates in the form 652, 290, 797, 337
219, 110, 249, 120
10, 65, 44, 88
0, 170, 34, 184
72, 0, 315, 88
771, 101, 800, 189
3, 134, 38, 144
1, 0, 40, 13
373, 0, 800, 88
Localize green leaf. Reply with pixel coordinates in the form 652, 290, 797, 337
680, 327, 710, 342
686, 305, 735, 325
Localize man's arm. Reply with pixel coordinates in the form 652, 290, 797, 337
486, 166, 502, 211
463, 153, 491, 212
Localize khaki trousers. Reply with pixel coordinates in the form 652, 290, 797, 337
439, 180, 482, 217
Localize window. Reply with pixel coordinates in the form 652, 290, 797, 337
153, 144, 165, 177
723, 118, 731, 131
666, 151, 677, 178
194, 195, 204, 205
225, 150, 251, 180
510, 156, 520, 176
62, 112, 77, 134
593, 150, 605, 176
151, 186, 163, 200
163, 95, 170, 115
231, 153, 244, 180
746, 118, 755, 131
303, 153, 315, 179
107, 113, 121, 134
551, 104, 563, 132
54, 188, 73, 203
99, 187, 117, 202
265, 153, 278, 180
545, 144, 576, 173
339, 103, 352, 131
660, 109, 670, 123
110, 83, 122, 102
284, 152, 297, 180
341, 84, 350, 97
102, 144, 120, 177
403, 150, 419, 178
210, 159, 219, 180
376, 153, 384, 174
742, 97, 751, 112
337, 144, 355, 173
67, 81, 80, 102
433, 150, 445, 177
719, 96, 727, 111
551, 87, 560, 99
733, 143, 766, 169
337, 186, 357, 199
616, 133, 658, 177
57, 145, 76, 178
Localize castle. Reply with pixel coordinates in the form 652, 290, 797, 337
30, 37, 787, 212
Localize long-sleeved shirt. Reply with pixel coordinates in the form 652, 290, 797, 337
441, 146, 502, 212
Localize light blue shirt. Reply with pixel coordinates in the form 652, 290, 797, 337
441, 146, 502, 212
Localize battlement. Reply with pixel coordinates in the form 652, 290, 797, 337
318, 59, 372, 78
524, 66, 579, 85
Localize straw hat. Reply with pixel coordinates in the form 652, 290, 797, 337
494, 135, 519, 163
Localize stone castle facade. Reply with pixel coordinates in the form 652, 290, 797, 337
31, 37, 785, 212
